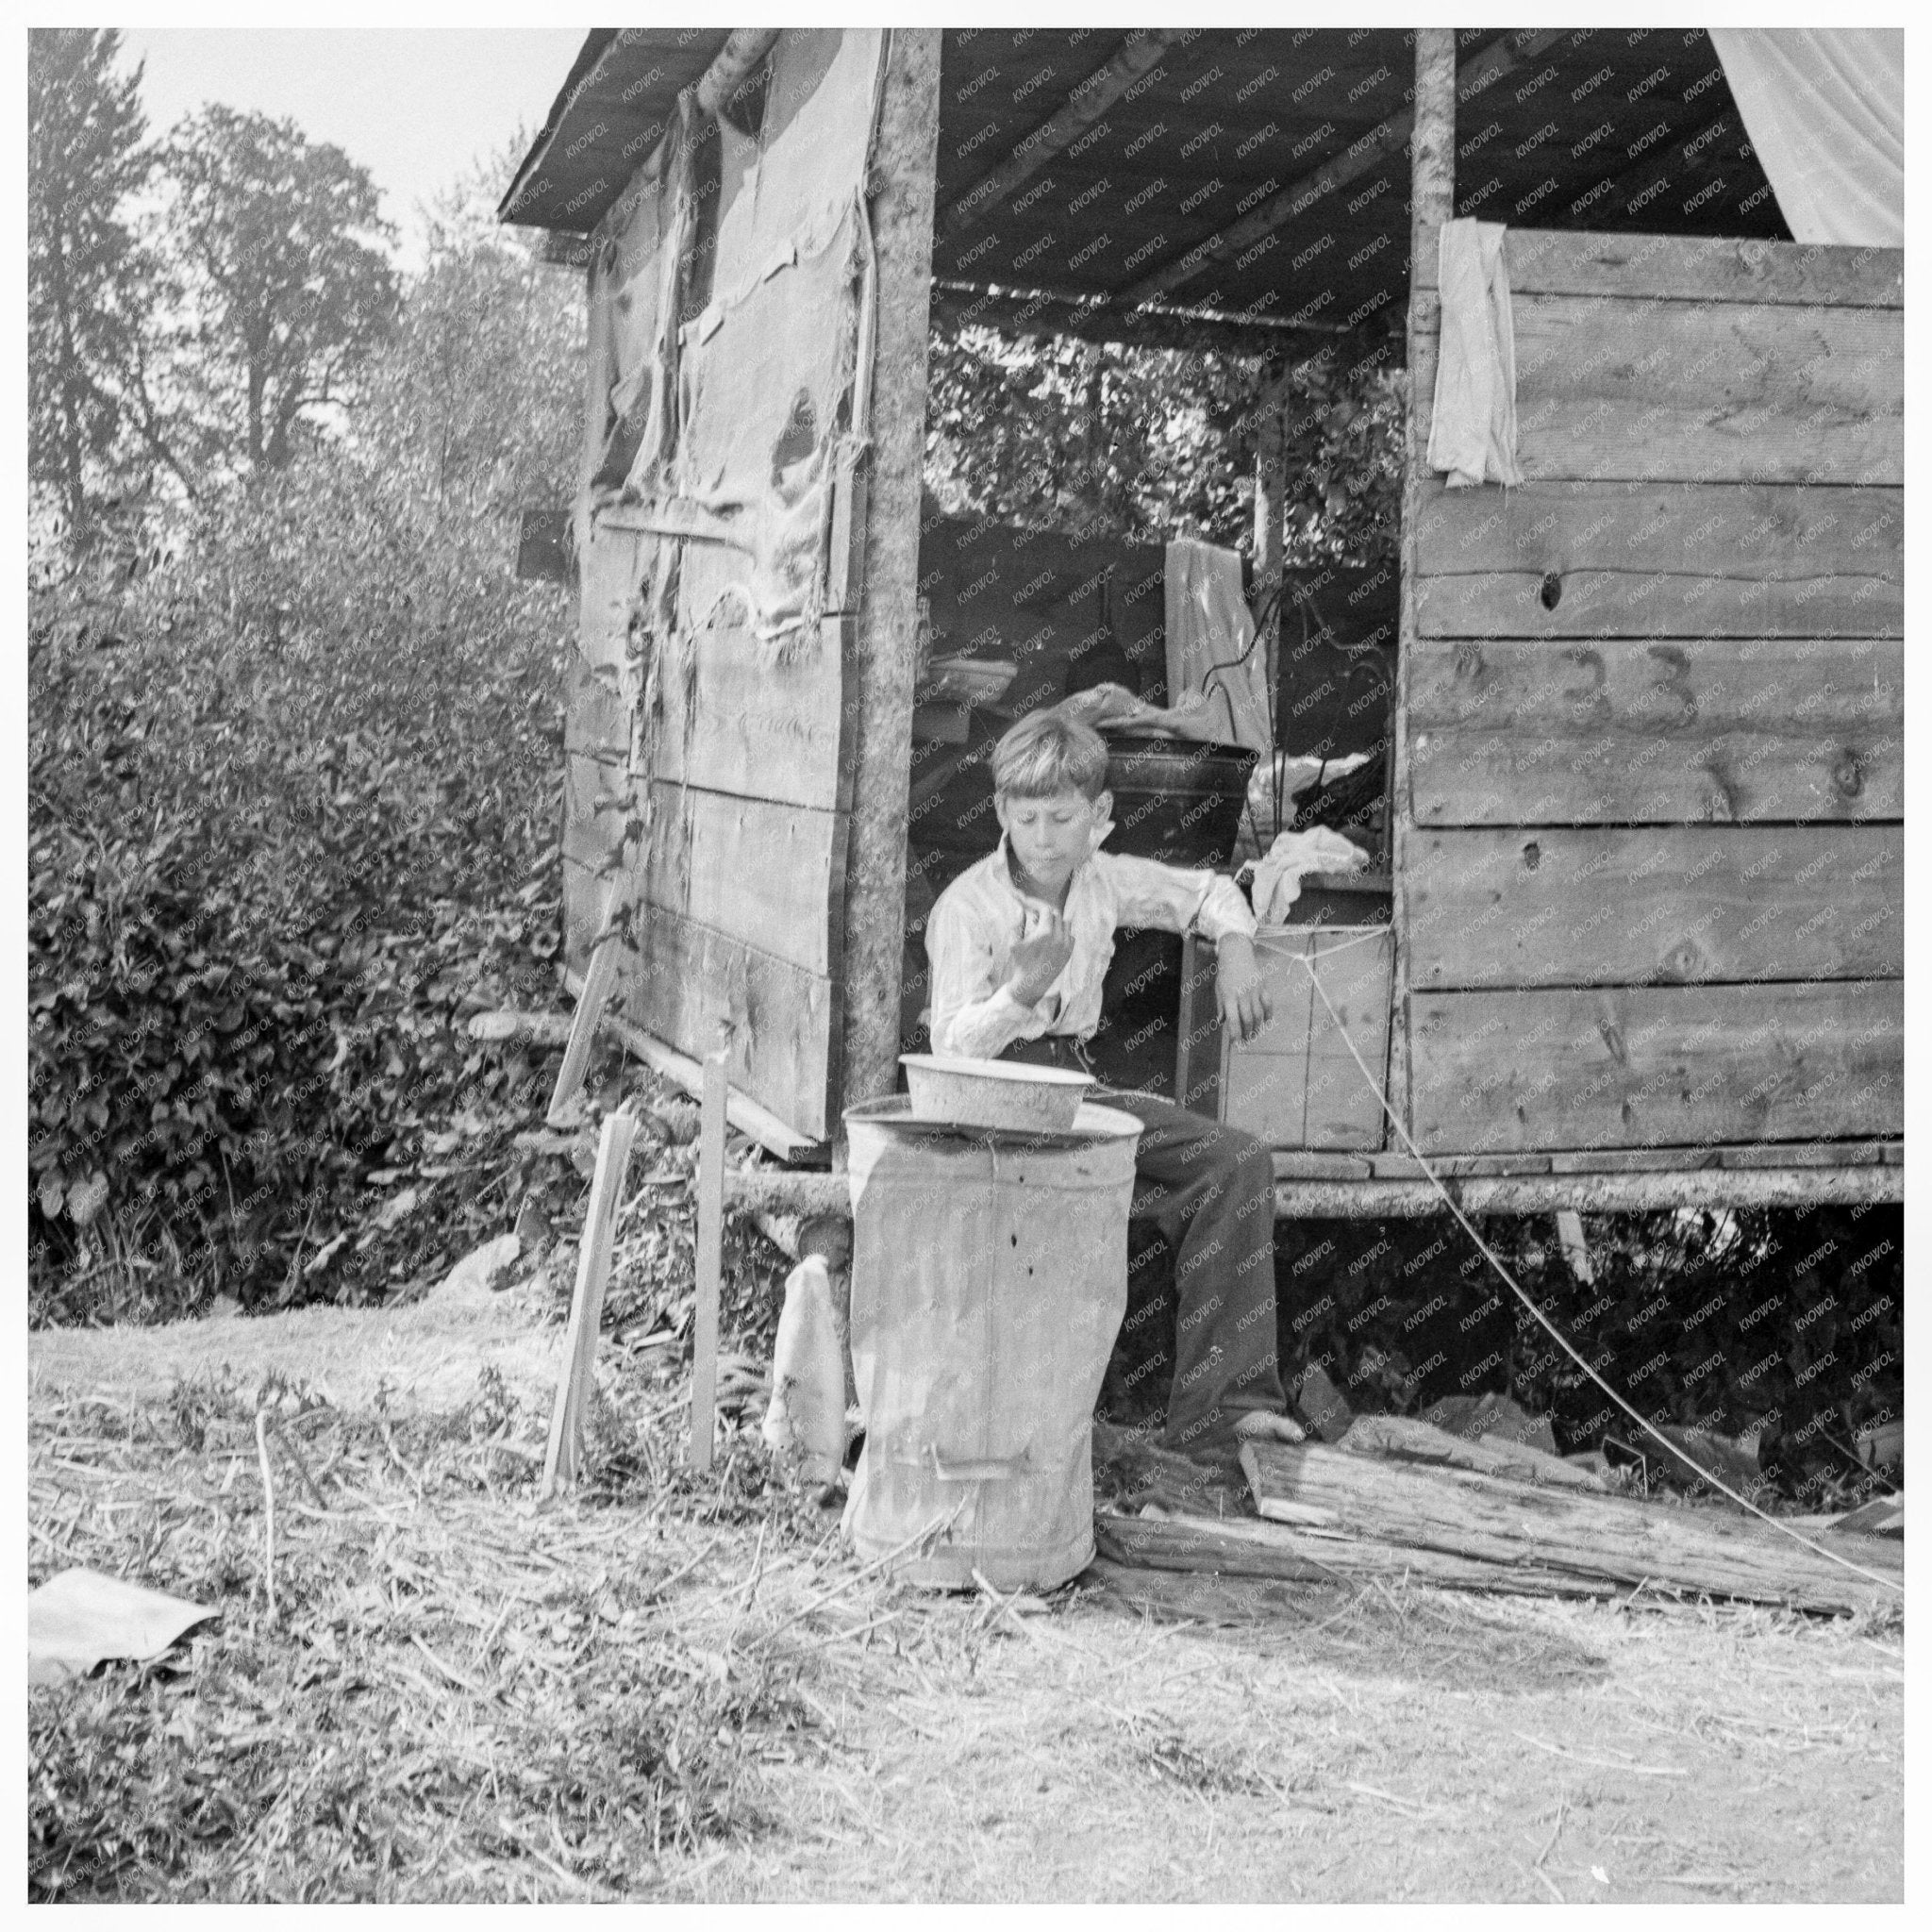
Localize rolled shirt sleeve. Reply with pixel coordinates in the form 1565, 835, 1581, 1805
925, 891, 1041, 1059
1099, 852, 1257, 946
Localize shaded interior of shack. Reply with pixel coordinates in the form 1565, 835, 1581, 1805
886, 26, 1790, 1105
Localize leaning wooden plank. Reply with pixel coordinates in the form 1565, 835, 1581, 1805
1407, 825, 1904, 990
690, 1049, 727, 1474
569, 969, 826, 1166
1092, 1510, 1618, 1600
1339, 1414, 1605, 1492
1407, 636, 1902, 826
547, 914, 625, 1128
1414, 227, 1904, 308
642, 780, 848, 978
1241, 1441, 1903, 1616
541, 1107, 641, 1500
1414, 298, 1901, 487
1414, 481, 1902, 641
1409, 980, 1903, 1155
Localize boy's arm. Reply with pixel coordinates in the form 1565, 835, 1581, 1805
1101, 851, 1257, 947
925, 891, 1039, 1060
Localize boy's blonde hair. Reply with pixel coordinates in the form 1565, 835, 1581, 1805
991, 708, 1109, 801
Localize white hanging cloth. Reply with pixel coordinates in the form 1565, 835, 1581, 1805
1163, 538, 1273, 756
1424, 218, 1524, 491
1708, 29, 1903, 247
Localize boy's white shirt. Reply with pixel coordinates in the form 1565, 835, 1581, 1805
924, 818, 1257, 1061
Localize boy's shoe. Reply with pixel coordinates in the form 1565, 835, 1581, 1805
1229, 1408, 1307, 1446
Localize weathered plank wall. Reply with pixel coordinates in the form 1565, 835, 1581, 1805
563, 30, 888, 1141
1402, 229, 1903, 1156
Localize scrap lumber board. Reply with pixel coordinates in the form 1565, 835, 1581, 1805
547, 898, 626, 1127
541, 1107, 641, 1499
1241, 1441, 1903, 1616
690, 1047, 728, 1474
1339, 1414, 1604, 1492
1094, 1510, 1616, 1600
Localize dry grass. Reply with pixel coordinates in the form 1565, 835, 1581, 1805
29, 1337, 1905, 1904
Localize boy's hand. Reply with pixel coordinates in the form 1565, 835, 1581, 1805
1215, 935, 1273, 1045
1006, 909, 1074, 1007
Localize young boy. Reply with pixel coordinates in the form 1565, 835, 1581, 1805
924, 708, 1306, 1464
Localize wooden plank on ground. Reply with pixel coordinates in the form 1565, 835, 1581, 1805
1415, 226, 1904, 308
623, 904, 839, 1143
1408, 636, 1902, 825
643, 779, 848, 978
1241, 1439, 1903, 1615
1407, 825, 1904, 990
1092, 1509, 1618, 1600
1339, 1414, 1605, 1491
1408, 980, 1903, 1155
1415, 481, 1902, 640
654, 616, 855, 814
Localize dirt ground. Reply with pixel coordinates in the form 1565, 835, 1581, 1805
27, 1298, 1905, 1904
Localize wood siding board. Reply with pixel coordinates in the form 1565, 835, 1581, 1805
1415, 228, 1904, 308
1408, 637, 1903, 826
1408, 981, 1903, 1155
654, 616, 855, 814
1407, 826, 1903, 990
620, 904, 838, 1141
642, 780, 847, 979
1415, 481, 1902, 641
1504, 296, 1902, 487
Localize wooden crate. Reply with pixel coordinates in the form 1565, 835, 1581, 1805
1217, 926, 1394, 1150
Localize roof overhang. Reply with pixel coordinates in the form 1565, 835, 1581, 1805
502, 28, 1786, 350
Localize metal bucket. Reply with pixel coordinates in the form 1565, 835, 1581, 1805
840, 1097, 1142, 1591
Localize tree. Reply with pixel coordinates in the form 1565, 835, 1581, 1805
923, 321, 1403, 567
26, 28, 154, 550
161, 107, 400, 474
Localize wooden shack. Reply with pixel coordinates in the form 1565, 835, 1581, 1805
500, 27, 1902, 1216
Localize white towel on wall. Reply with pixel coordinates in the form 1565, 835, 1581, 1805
1425, 218, 1524, 491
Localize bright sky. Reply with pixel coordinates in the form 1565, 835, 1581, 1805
121, 28, 590, 262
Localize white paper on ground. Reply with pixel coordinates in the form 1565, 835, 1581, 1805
28, 1568, 218, 1686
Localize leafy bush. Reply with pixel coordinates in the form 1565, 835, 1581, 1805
28, 207, 580, 1322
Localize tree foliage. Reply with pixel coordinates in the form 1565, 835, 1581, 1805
28, 149, 581, 1319
26, 28, 155, 549
924, 321, 1403, 566
160, 107, 401, 475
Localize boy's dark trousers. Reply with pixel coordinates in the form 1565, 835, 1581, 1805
1002, 1034, 1285, 1454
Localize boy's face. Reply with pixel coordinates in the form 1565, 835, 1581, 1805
994, 784, 1112, 893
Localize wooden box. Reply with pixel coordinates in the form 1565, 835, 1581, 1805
1202, 926, 1394, 1150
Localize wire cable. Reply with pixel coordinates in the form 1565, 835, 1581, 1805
1281, 941, 1904, 1598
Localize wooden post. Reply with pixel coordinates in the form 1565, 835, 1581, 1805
541, 1105, 641, 1500
839, 28, 942, 1124
1253, 388, 1286, 835
690, 1043, 728, 1473
1388, 30, 1457, 1147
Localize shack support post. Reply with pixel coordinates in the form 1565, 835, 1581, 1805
1253, 390, 1286, 830
840, 28, 943, 1124
1389, 29, 1457, 1142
